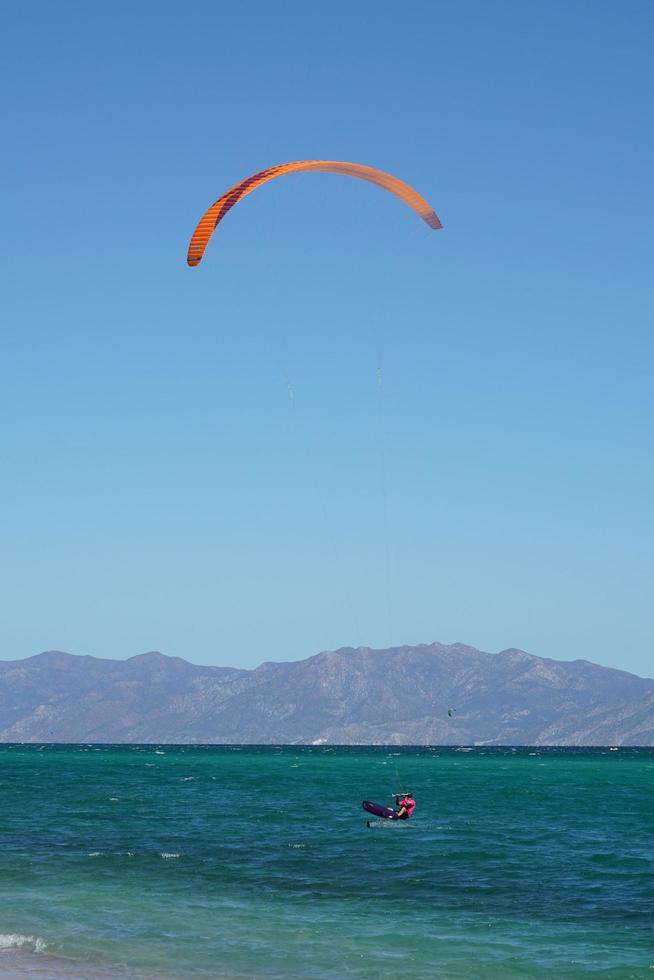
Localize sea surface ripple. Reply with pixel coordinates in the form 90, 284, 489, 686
0, 745, 652, 978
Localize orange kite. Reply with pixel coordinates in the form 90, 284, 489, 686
187, 160, 442, 266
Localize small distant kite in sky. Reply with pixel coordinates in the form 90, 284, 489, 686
187, 159, 442, 267
447, 707, 456, 718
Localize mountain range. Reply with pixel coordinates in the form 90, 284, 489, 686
1, 642, 653, 745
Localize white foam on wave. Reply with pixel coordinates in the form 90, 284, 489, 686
0, 933, 47, 954
88, 851, 136, 858
160, 852, 180, 859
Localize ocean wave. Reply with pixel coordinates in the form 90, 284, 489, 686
160, 852, 180, 859
0, 934, 47, 954
87, 851, 135, 858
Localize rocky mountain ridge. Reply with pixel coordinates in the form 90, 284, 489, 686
1, 643, 652, 745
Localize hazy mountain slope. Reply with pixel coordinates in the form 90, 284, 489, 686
0, 643, 652, 744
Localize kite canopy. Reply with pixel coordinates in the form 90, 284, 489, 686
187, 160, 442, 266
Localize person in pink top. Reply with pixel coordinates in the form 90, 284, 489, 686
394, 793, 416, 820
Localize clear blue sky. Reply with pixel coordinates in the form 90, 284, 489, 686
1, 1, 652, 675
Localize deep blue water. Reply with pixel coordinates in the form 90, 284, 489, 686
0, 745, 652, 978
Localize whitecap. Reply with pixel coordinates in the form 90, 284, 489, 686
0, 933, 47, 953
160, 852, 180, 859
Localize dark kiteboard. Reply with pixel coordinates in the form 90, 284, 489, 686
362, 800, 397, 820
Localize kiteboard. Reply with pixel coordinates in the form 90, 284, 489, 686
362, 800, 397, 820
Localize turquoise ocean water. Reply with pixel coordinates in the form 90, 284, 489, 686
1, 745, 652, 978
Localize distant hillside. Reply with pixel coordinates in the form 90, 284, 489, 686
0, 643, 653, 745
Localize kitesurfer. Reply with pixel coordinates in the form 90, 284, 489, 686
394, 792, 415, 820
